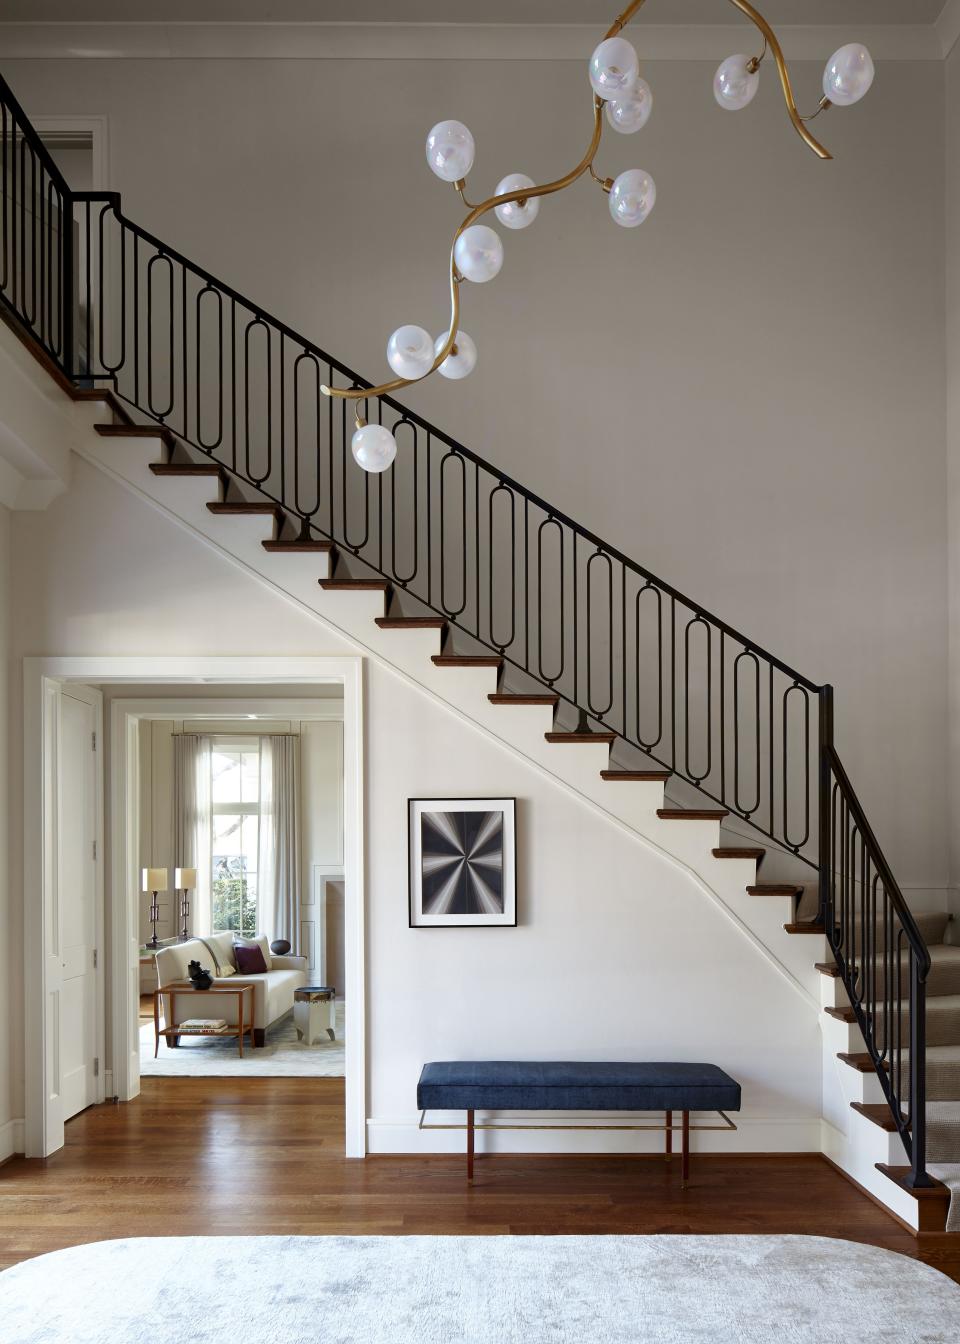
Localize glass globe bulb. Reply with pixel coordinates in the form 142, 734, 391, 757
386, 324, 434, 380
713, 54, 760, 111
434, 329, 477, 380
588, 36, 639, 101
453, 224, 504, 283
823, 44, 875, 107
608, 168, 656, 228
425, 120, 475, 182
494, 174, 540, 230
605, 78, 653, 134
351, 423, 397, 474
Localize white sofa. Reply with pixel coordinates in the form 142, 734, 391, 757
155, 933, 307, 1047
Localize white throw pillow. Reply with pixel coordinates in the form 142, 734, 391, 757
216, 961, 237, 978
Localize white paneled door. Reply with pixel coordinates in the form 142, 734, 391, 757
58, 686, 101, 1123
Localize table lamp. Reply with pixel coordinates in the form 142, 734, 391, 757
174, 867, 197, 942
142, 867, 168, 948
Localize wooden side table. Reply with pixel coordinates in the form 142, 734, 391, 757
154, 982, 255, 1058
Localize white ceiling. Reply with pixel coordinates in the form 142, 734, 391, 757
0, 0, 946, 23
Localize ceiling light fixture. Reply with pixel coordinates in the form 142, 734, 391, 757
323, 0, 875, 473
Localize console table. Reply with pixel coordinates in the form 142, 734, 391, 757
154, 982, 254, 1058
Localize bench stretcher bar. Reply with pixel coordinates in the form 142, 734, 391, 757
417, 1110, 738, 1187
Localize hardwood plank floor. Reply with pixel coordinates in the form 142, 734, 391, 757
1, 1078, 958, 1282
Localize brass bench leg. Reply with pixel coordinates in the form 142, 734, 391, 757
681, 1110, 690, 1188
665, 1109, 672, 1162
467, 1108, 475, 1183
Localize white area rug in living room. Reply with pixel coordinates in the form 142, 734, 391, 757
139, 1003, 344, 1077
1, 1235, 958, 1343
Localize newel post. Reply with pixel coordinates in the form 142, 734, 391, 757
817, 685, 834, 932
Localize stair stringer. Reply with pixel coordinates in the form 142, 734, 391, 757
75, 415, 822, 1010
818, 973, 921, 1230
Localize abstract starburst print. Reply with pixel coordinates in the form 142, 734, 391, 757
420, 810, 504, 915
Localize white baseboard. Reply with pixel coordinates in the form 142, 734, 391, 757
367, 1113, 821, 1156
0, 1117, 25, 1162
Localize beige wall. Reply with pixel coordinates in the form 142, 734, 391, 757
0, 502, 11, 1152
948, 40, 960, 915
8, 458, 825, 1150
4, 50, 949, 895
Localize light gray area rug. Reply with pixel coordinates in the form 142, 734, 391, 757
140, 1003, 345, 1077
1, 1235, 959, 1344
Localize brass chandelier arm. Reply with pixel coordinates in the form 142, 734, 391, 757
322, 97, 605, 404
322, 0, 834, 410
725, 0, 832, 160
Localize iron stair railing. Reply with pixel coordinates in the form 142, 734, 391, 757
0, 69, 933, 1188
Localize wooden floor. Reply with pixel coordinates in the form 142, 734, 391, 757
1, 1077, 958, 1282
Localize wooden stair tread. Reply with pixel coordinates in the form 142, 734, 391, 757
320, 579, 390, 591
851, 1102, 903, 1132
489, 693, 559, 705
72, 387, 134, 422
431, 654, 502, 667
838, 1052, 887, 1073
545, 731, 616, 744
150, 462, 224, 478
823, 1004, 856, 1022
95, 421, 176, 448
600, 770, 671, 782
376, 617, 446, 629
263, 539, 333, 552
876, 1165, 951, 1232
785, 922, 826, 935
207, 501, 282, 517
746, 884, 802, 896
657, 809, 728, 821
815, 962, 842, 978
712, 847, 765, 861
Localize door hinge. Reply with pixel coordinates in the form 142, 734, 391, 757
93, 948, 98, 970
92, 839, 97, 861
92, 730, 97, 751
93, 1058, 99, 1078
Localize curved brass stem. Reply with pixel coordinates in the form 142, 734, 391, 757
725, 0, 832, 160
323, 96, 605, 403
321, 0, 832, 408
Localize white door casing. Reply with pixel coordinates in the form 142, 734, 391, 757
58, 687, 100, 1122
24, 677, 104, 1157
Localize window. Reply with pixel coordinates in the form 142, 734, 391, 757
210, 742, 260, 937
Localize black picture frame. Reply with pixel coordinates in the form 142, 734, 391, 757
407, 797, 518, 928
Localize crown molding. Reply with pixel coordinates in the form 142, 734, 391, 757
0, 21, 943, 62
937, 0, 960, 58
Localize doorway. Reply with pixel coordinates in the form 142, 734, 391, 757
23, 656, 365, 1161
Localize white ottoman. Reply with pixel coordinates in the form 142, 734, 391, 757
294, 985, 336, 1044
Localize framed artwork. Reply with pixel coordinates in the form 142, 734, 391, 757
408, 798, 517, 928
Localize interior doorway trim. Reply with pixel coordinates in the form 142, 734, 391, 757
23, 656, 365, 1160
30, 115, 111, 191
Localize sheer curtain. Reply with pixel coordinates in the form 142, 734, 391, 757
173, 733, 212, 935
258, 735, 301, 950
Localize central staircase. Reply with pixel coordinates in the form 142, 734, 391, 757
0, 67, 957, 1233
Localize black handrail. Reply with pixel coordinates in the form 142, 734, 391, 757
0, 69, 931, 1185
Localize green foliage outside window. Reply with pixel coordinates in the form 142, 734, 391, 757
211, 863, 258, 937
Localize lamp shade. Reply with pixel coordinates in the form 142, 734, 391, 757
142, 867, 168, 892
175, 867, 197, 889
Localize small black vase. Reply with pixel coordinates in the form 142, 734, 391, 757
187, 959, 214, 990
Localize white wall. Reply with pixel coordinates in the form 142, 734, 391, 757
7, 456, 823, 1150
3, 45, 949, 900
948, 40, 960, 922
0, 502, 13, 1159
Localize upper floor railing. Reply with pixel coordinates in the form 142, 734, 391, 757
0, 69, 933, 1188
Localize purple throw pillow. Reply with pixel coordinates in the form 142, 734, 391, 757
233, 942, 269, 975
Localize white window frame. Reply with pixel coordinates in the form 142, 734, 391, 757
209, 736, 262, 938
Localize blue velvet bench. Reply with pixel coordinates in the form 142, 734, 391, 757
417, 1060, 741, 1185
